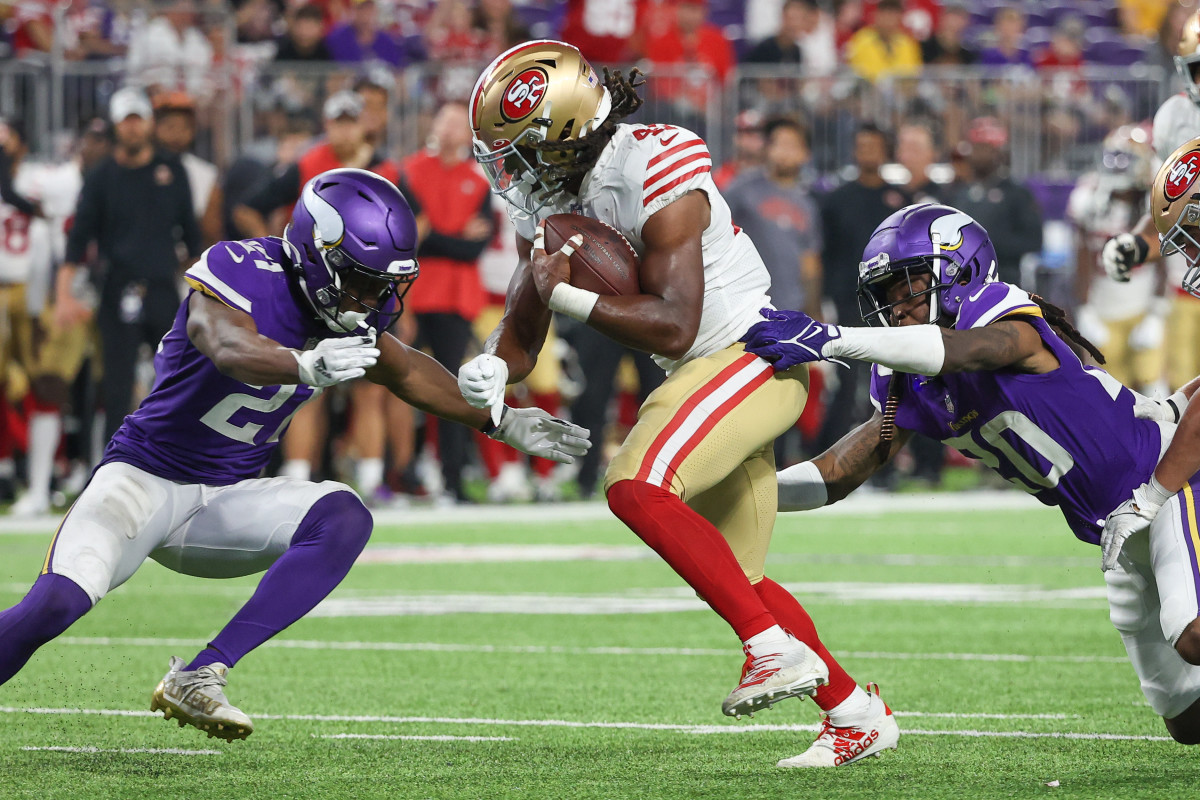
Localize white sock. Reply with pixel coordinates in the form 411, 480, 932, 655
356, 457, 384, 495
26, 412, 61, 500
282, 459, 311, 481
744, 624, 791, 658
826, 685, 875, 728
0, 458, 13, 479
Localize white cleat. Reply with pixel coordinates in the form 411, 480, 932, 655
722, 635, 829, 717
776, 684, 899, 768
9, 492, 50, 517
150, 656, 254, 741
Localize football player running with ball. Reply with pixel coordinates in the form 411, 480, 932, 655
461, 40, 896, 768
0, 169, 589, 740
742, 200, 1200, 744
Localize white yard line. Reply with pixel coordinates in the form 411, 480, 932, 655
21, 745, 222, 755
0, 490, 1046, 536
319, 734, 516, 742
0, 707, 1165, 742
54, 636, 1130, 664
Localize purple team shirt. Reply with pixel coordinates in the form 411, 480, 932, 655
870, 282, 1168, 545
102, 238, 361, 485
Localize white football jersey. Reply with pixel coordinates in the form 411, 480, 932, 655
0, 161, 83, 304
1153, 93, 1200, 161
1067, 172, 1156, 319
507, 123, 773, 374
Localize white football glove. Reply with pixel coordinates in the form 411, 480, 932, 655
1073, 305, 1109, 349
1101, 476, 1175, 571
458, 353, 509, 425
293, 332, 379, 387
490, 406, 591, 465
1133, 390, 1188, 424
1101, 233, 1150, 282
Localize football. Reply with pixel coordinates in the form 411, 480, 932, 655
542, 214, 641, 296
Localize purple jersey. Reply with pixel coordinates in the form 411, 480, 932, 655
102, 238, 358, 485
870, 282, 1169, 545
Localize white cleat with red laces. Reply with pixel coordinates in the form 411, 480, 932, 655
776, 684, 899, 768
721, 634, 828, 717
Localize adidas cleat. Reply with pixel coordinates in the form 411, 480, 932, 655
776, 683, 899, 768
150, 656, 254, 741
722, 635, 828, 717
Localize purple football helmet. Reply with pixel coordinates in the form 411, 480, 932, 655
857, 203, 999, 327
283, 168, 419, 333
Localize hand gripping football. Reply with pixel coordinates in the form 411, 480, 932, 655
542, 214, 640, 296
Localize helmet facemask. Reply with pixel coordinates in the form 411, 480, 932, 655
858, 253, 951, 328
1161, 197, 1200, 299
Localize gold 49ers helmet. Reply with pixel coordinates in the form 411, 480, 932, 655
1098, 124, 1156, 195
1177, 11, 1200, 105
470, 40, 612, 217
1153, 135, 1200, 298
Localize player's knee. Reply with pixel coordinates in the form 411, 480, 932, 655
606, 479, 661, 519
305, 487, 373, 552
1175, 621, 1200, 666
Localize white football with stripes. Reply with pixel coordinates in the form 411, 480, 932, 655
543, 214, 640, 296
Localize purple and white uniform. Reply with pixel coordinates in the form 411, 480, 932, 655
872, 282, 1200, 717
45, 238, 360, 603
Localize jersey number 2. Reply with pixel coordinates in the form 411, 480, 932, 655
200, 385, 309, 445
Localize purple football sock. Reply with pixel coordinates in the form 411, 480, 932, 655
0, 573, 93, 685
185, 491, 372, 671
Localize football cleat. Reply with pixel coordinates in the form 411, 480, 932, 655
776, 683, 899, 768
150, 656, 254, 741
722, 635, 828, 717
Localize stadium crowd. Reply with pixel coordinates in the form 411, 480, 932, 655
0, 0, 1194, 512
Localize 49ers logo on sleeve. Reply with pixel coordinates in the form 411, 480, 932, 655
500, 68, 548, 122
1164, 150, 1200, 202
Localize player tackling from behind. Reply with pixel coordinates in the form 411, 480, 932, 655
0, 169, 589, 740
461, 40, 896, 767
742, 199, 1200, 743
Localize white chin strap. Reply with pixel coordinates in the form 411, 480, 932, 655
324, 309, 370, 332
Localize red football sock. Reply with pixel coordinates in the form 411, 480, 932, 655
475, 431, 508, 479
607, 479, 776, 640
753, 576, 857, 710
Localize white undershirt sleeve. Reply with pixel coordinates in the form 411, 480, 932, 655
825, 325, 946, 376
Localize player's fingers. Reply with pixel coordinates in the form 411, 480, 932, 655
533, 222, 546, 252
334, 367, 367, 382
557, 233, 584, 258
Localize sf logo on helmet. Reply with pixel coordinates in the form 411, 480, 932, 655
1165, 151, 1200, 202
501, 68, 548, 122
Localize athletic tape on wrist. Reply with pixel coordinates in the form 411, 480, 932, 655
549, 283, 599, 323
826, 325, 946, 376
777, 461, 828, 512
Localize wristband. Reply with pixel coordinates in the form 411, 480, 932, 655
777, 461, 829, 512
1166, 390, 1189, 424
1143, 474, 1175, 509
480, 405, 508, 437
549, 282, 599, 323
1132, 234, 1150, 265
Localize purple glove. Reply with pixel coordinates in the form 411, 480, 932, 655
740, 308, 844, 370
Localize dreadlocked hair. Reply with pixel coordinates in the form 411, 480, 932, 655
1030, 294, 1106, 365
534, 67, 646, 185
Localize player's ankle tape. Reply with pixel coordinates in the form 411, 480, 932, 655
549, 283, 599, 322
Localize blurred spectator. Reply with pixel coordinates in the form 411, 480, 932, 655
844, 0, 922, 84
1033, 16, 1085, 72
4, 0, 53, 57
233, 0, 277, 43
153, 91, 221, 247
742, 0, 805, 64
274, 4, 332, 62
896, 120, 940, 201
796, 0, 839, 76
942, 117, 1042, 287
1153, 1, 1194, 103
713, 109, 765, 189
354, 76, 390, 151
125, 0, 215, 97
725, 117, 822, 320
560, 0, 642, 64
817, 123, 911, 450
644, 0, 736, 82
62, 0, 128, 60
325, 0, 413, 68
424, 0, 490, 62
57, 87, 201, 443
978, 5, 1032, 69
399, 102, 493, 504
861, 0, 941, 43
1119, 0, 1171, 40
920, 1, 975, 66
472, 0, 531, 54
219, 114, 313, 241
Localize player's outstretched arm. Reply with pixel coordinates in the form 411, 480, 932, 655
528, 191, 706, 360
187, 292, 378, 387
778, 412, 912, 511
369, 332, 590, 464
485, 232, 553, 382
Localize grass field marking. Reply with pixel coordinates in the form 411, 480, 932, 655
0, 490, 1046, 536
21, 746, 222, 755
52, 636, 1131, 664
318, 734, 518, 742
357, 544, 652, 565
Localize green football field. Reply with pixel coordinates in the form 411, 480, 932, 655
0, 494, 1191, 800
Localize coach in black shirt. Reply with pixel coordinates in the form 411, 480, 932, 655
56, 87, 201, 442
817, 123, 911, 449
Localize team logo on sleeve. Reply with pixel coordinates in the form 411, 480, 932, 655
500, 68, 548, 122
1164, 150, 1200, 202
